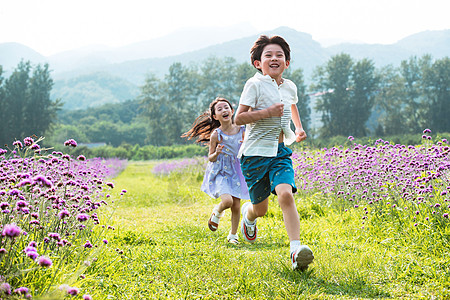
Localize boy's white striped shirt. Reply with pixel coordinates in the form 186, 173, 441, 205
238, 72, 298, 158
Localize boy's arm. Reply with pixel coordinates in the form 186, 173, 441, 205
291, 104, 307, 142
235, 103, 284, 125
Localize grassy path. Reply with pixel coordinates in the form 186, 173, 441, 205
96, 161, 444, 299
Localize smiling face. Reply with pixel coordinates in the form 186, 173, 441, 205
212, 100, 233, 124
253, 43, 290, 83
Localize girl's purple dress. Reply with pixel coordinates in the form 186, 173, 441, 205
201, 126, 250, 199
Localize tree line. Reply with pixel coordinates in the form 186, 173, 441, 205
1, 53, 449, 148
0, 61, 61, 147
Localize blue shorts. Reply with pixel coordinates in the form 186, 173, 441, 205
240, 143, 297, 204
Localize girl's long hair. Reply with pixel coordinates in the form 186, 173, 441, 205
181, 97, 233, 144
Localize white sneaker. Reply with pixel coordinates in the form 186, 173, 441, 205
240, 202, 257, 243
291, 245, 314, 271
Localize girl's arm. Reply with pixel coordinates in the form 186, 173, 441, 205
208, 130, 224, 162
291, 104, 307, 142
235, 103, 284, 125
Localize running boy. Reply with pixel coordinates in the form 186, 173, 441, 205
234, 35, 314, 271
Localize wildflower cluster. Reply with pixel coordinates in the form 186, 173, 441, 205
293, 130, 450, 229
0, 137, 127, 298
152, 157, 207, 176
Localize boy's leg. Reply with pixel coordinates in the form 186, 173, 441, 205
245, 198, 269, 222
274, 183, 300, 241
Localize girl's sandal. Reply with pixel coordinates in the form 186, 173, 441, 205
227, 235, 239, 245
227, 232, 239, 244
208, 205, 224, 231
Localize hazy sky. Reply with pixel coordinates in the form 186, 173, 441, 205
1, 0, 449, 55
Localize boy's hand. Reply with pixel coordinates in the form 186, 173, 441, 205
267, 103, 284, 117
295, 128, 307, 142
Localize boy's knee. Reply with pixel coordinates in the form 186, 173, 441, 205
277, 190, 295, 207
253, 205, 268, 218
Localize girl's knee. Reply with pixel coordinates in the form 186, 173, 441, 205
231, 199, 240, 210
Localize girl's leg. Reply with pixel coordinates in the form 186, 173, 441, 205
217, 194, 233, 212
208, 194, 233, 231
274, 183, 300, 241
229, 197, 241, 235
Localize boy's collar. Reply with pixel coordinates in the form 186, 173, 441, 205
254, 72, 284, 84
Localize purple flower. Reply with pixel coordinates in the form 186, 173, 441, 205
0, 248, 6, 254
103, 239, 108, 244
423, 128, 431, 134
64, 139, 78, 147
106, 182, 114, 188
8, 189, 21, 196
23, 137, 34, 146
2, 223, 22, 238
0, 148, 7, 155
58, 209, 70, 219
17, 179, 32, 187
27, 251, 39, 260
0, 282, 11, 295
67, 287, 79, 296
0, 202, 10, 210
84, 240, 93, 248
77, 155, 86, 161
77, 213, 89, 222
13, 140, 23, 148
32, 175, 53, 188
14, 287, 28, 295
348, 136, 354, 141
83, 294, 93, 300
444, 213, 449, 219
38, 256, 52, 267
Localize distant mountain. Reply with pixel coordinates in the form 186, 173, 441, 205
46, 23, 258, 75
53, 27, 328, 84
326, 30, 450, 64
0, 43, 47, 72
52, 72, 140, 110
1, 27, 449, 110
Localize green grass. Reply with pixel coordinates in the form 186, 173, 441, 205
57, 161, 448, 300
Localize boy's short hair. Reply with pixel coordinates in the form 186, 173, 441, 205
250, 35, 291, 70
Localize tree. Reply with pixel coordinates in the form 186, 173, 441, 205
399, 55, 432, 133
165, 62, 201, 145
349, 58, 379, 136
3, 61, 31, 144
0, 66, 5, 145
24, 63, 62, 138
374, 65, 409, 135
313, 54, 378, 138
423, 57, 450, 132
313, 53, 353, 138
288, 68, 311, 131
139, 74, 167, 146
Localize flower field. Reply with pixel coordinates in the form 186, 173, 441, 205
1, 130, 449, 299
1, 137, 127, 299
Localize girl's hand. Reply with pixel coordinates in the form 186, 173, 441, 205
295, 128, 307, 142
215, 143, 224, 155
